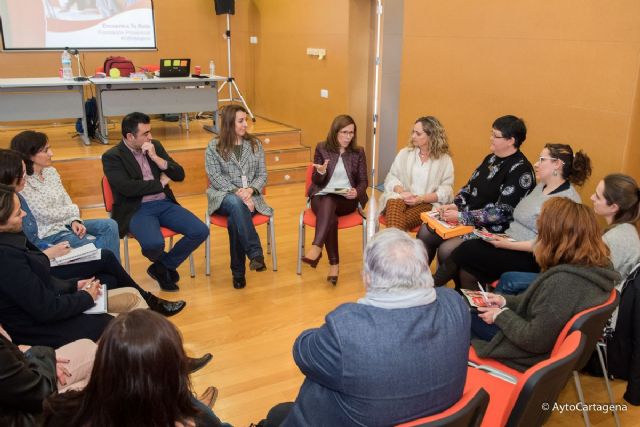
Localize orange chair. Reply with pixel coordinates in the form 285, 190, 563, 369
467, 330, 586, 427
468, 289, 620, 426
101, 176, 195, 277
296, 164, 367, 275
204, 188, 277, 276
395, 386, 489, 427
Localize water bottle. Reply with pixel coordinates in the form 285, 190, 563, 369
61, 49, 73, 80
209, 60, 215, 77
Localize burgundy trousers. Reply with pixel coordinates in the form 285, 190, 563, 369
310, 194, 358, 265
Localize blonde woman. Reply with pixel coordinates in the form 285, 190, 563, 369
379, 116, 454, 231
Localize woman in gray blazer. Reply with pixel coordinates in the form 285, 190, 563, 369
205, 105, 272, 289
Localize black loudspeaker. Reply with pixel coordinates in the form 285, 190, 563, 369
214, 0, 235, 15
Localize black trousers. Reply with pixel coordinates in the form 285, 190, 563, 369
51, 249, 149, 298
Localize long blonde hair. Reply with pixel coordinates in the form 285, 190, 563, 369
407, 116, 450, 159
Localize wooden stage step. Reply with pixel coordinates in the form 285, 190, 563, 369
0, 116, 310, 208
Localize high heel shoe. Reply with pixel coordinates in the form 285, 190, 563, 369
327, 276, 338, 286
301, 252, 322, 268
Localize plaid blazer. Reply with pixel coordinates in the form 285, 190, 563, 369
205, 138, 273, 216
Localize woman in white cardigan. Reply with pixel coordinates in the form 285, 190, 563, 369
379, 116, 454, 231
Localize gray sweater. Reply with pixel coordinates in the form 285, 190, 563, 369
506, 183, 581, 241
473, 263, 619, 371
603, 223, 640, 281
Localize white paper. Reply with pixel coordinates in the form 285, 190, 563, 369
50, 244, 101, 267
84, 286, 108, 314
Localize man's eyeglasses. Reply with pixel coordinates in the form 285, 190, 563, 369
490, 133, 506, 139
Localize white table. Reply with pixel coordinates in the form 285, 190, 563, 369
90, 76, 226, 143
0, 78, 91, 145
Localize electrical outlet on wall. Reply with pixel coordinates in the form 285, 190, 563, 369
320, 89, 329, 98
250, 36, 258, 44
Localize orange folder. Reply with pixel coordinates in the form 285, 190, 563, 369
420, 211, 474, 240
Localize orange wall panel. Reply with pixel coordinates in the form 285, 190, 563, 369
399, 0, 640, 199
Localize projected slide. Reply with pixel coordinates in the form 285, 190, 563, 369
0, 0, 156, 50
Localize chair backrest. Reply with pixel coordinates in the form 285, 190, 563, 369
396, 386, 490, 427
305, 163, 314, 195
101, 176, 114, 213
550, 289, 619, 364
504, 331, 586, 427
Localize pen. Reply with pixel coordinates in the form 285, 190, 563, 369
477, 282, 490, 306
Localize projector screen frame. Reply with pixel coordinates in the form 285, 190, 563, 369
0, 0, 158, 52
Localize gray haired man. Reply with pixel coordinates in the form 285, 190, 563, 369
270, 228, 471, 426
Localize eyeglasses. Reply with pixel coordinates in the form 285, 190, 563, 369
538, 156, 565, 164
490, 133, 506, 139
339, 130, 355, 136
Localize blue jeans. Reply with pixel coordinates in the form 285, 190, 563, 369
46, 218, 121, 262
470, 311, 500, 341
128, 199, 209, 270
496, 272, 538, 295
215, 194, 263, 278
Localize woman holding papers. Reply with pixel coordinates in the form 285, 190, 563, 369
206, 105, 272, 290
379, 116, 454, 231
470, 197, 617, 372
301, 114, 368, 285
416, 115, 535, 282
448, 144, 591, 289
0, 183, 111, 348
10, 131, 121, 261
0, 149, 184, 318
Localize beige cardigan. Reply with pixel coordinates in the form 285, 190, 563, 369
379, 147, 454, 211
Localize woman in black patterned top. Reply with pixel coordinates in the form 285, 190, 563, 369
417, 115, 535, 286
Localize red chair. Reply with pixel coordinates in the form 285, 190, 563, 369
396, 385, 489, 427
468, 289, 620, 426
377, 213, 421, 233
101, 176, 195, 277
204, 187, 276, 275
296, 164, 367, 275
467, 330, 586, 427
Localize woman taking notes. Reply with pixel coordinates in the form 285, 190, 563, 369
448, 144, 591, 289
301, 115, 368, 285
379, 116, 454, 231
471, 197, 617, 371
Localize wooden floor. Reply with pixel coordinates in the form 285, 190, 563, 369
78, 185, 637, 427
0, 115, 300, 161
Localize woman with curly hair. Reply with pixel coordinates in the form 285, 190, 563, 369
379, 116, 454, 231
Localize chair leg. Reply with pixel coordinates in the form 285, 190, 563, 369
189, 253, 195, 278
205, 213, 211, 276
269, 216, 277, 271
123, 235, 130, 273
362, 219, 367, 253
573, 371, 591, 427
597, 342, 621, 427
266, 220, 271, 255
297, 212, 305, 275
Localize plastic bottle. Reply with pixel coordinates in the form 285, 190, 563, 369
61, 49, 73, 80
209, 60, 215, 77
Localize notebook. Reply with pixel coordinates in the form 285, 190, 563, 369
159, 58, 191, 77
